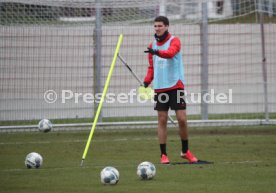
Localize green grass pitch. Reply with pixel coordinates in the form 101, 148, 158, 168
0, 125, 276, 193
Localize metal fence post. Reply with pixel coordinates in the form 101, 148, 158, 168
259, 10, 269, 122
200, 1, 209, 120
94, 0, 102, 122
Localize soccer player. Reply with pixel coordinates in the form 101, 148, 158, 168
143, 16, 198, 164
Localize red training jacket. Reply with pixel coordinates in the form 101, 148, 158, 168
143, 32, 184, 93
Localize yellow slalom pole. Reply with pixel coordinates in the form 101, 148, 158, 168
81, 34, 123, 166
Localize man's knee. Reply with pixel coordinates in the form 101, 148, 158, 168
176, 110, 187, 125
158, 111, 168, 123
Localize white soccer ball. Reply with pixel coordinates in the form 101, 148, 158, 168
38, 119, 52, 132
25, 152, 43, 169
100, 166, 119, 185
137, 161, 156, 180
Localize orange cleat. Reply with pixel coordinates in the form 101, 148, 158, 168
181, 150, 198, 163
160, 154, 170, 164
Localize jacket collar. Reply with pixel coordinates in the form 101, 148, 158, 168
155, 32, 171, 46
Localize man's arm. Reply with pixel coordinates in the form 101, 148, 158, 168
158, 37, 181, 59
143, 43, 154, 86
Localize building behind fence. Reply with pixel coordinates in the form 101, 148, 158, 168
0, 0, 276, 129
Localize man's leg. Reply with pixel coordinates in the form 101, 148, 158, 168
175, 109, 188, 140
175, 109, 189, 154
175, 109, 198, 163
158, 111, 168, 144
158, 111, 170, 164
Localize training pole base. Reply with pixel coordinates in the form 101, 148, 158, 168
80, 159, 84, 167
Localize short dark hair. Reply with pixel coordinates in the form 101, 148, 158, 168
154, 16, 169, 26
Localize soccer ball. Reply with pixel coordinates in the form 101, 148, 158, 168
137, 161, 156, 180
100, 166, 119, 185
25, 152, 43, 169
38, 119, 52, 132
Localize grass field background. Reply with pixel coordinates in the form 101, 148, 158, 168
0, 125, 276, 193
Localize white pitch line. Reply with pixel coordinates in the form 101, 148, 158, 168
0, 137, 159, 145
0, 141, 52, 145
1, 164, 134, 172
222, 160, 263, 164
0, 135, 205, 145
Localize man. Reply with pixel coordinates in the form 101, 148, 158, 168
143, 16, 198, 164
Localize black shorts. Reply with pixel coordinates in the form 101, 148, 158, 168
154, 89, 186, 111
